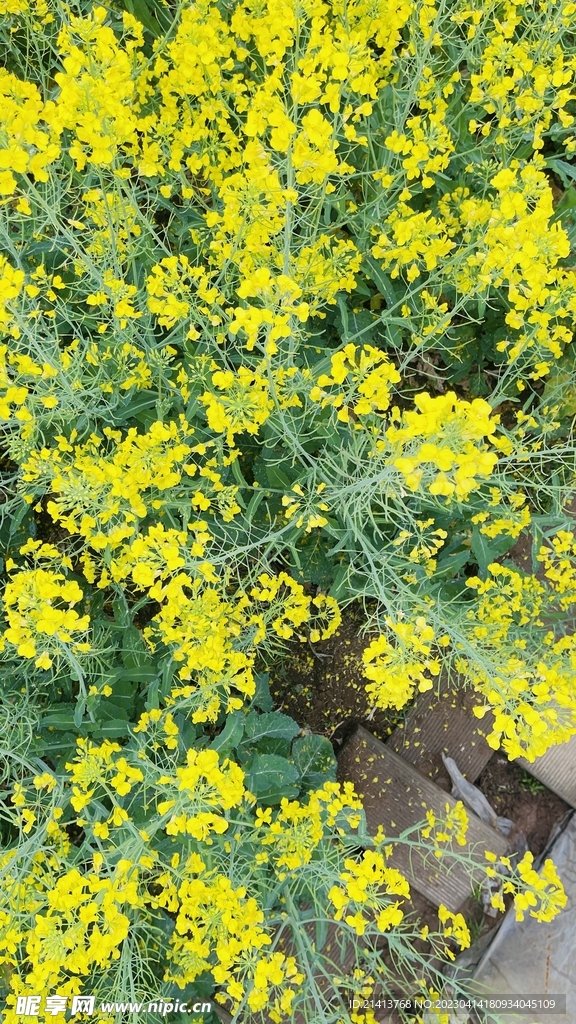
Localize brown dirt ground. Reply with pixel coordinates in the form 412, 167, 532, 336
476, 753, 571, 857
268, 602, 405, 747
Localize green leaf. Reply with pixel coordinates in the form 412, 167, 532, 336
92, 699, 130, 738
265, 463, 291, 490
251, 672, 274, 712
471, 527, 514, 575
255, 737, 292, 757
364, 256, 398, 307
244, 753, 300, 805
546, 159, 576, 188
121, 625, 152, 670
0, 499, 34, 557
434, 547, 471, 579
291, 734, 337, 790
243, 711, 300, 746
210, 711, 245, 755
329, 564, 351, 601
110, 390, 158, 426
243, 488, 268, 524
91, 719, 133, 739
42, 707, 76, 730
117, 666, 157, 684
290, 532, 336, 588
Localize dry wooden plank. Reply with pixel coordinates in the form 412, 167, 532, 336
387, 682, 494, 787
338, 726, 508, 913
516, 733, 576, 808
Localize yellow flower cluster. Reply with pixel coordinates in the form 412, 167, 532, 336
387, 393, 505, 500
472, 492, 532, 540
0, 259, 25, 340
0, 0, 574, 1017
538, 530, 576, 609
10, 389, 346, 717
329, 848, 410, 935
0, 0, 574, 386
420, 802, 469, 854
0, 0, 383, 369
245, 953, 304, 1021
362, 617, 440, 710
384, 93, 455, 190
146, 256, 198, 330
2, 707, 568, 1024
437, 904, 471, 959
513, 853, 567, 922
0, 0, 52, 21
310, 342, 401, 422
5, 860, 140, 1012
0, 545, 89, 669
372, 160, 576, 377
0, 69, 59, 196
1, 331, 170, 440
392, 520, 449, 581
22, 420, 197, 551
470, 647, 576, 762
288, 236, 363, 314
486, 852, 567, 923
66, 737, 138, 812
1, 732, 384, 1022
140, 570, 338, 720
157, 749, 246, 839
199, 367, 274, 446
80, 187, 141, 259
110, 524, 188, 590
170, 868, 271, 985
372, 203, 456, 283
256, 781, 362, 873
249, 571, 341, 642
466, 562, 545, 645
145, 582, 293, 718
281, 482, 330, 533
464, 562, 576, 759
468, 15, 575, 149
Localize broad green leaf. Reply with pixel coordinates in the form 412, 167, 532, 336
471, 527, 514, 576
210, 711, 245, 755
251, 673, 274, 712
43, 708, 76, 730
291, 734, 337, 790
244, 753, 300, 805
243, 711, 300, 745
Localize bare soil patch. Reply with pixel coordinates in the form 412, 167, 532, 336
268, 603, 403, 744
477, 753, 571, 857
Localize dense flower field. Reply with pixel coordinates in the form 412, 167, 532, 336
0, 0, 575, 1020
